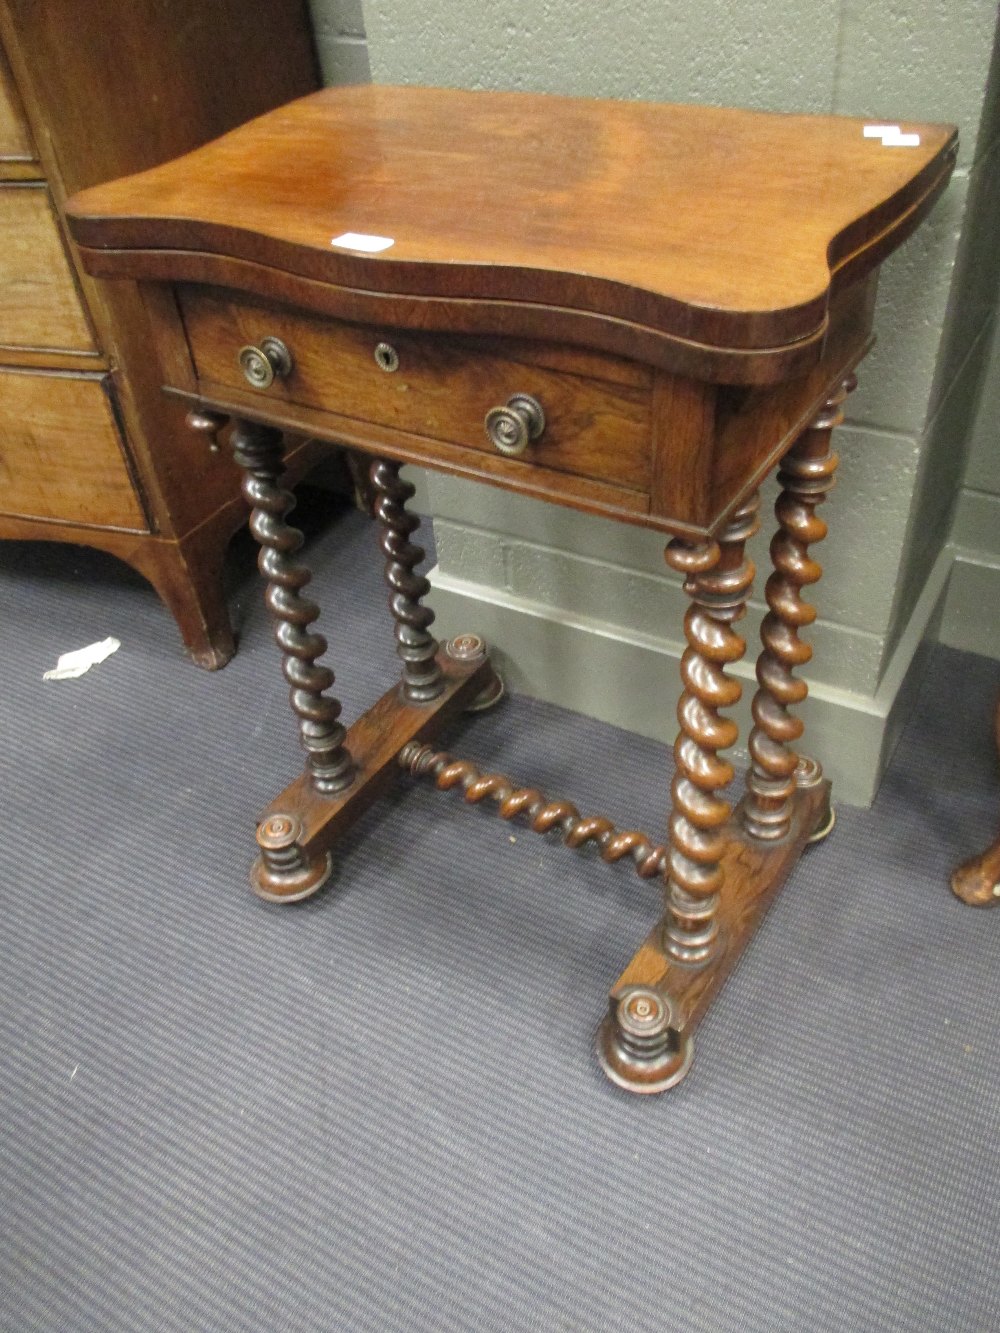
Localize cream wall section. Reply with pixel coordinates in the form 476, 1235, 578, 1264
329, 3, 1000, 805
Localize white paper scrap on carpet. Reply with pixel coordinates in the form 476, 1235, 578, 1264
43, 636, 121, 681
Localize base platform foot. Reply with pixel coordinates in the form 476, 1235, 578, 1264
596, 985, 693, 1093
795, 756, 834, 844
807, 805, 836, 844
444, 633, 505, 713
251, 813, 334, 902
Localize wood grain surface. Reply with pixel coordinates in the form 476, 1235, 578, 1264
180, 288, 653, 492
0, 41, 30, 160
67, 85, 956, 364
0, 368, 145, 528
0, 184, 95, 352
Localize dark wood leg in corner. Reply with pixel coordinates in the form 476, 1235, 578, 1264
952, 697, 1000, 907
597, 494, 759, 1093
230, 416, 355, 900
743, 376, 854, 845
126, 529, 236, 671
115, 407, 238, 670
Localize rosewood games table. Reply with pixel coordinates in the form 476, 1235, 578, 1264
66, 87, 956, 1093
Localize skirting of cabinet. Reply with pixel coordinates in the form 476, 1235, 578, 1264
0, 432, 331, 669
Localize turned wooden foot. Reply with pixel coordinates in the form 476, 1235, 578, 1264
596, 985, 693, 1093
952, 696, 1000, 907
951, 844, 1000, 907
251, 813, 333, 902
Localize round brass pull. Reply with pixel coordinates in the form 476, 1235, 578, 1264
484, 393, 546, 457
237, 337, 293, 389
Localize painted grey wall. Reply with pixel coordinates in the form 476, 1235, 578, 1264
941, 308, 1000, 657
307, 0, 370, 85
314, 2, 1000, 803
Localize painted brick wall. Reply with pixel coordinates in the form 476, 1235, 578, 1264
307, 0, 370, 85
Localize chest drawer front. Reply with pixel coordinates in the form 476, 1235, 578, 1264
0, 185, 96, 353
0, 51, 34, 161
0, 368, 146, 529
181, 292, 653, 493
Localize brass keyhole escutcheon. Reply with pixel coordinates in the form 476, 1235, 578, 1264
374, 342, 400, 373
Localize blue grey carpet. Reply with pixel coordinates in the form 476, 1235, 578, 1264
1, 497, 998, 1332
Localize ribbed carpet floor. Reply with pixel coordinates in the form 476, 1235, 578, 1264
2, 495, 999, 1332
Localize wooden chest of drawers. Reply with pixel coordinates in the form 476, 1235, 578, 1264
0, 1, 320, 667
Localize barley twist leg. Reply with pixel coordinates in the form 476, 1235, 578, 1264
231, 418, 355, 795
663, 494, 759, 964
370, 458, 444, 703
743, 376, 854, 843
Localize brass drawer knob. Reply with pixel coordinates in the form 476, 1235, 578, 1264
237, 336, 293, 389
484, 393, 545, 456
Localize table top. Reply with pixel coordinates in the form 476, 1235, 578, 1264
67, 85, 955, 373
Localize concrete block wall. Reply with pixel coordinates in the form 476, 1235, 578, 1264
313, 2, 1000, 804
936, 29, 1000, 663
307, 0, 370, 86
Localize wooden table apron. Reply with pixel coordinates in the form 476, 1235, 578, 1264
65, 86, 958, 1094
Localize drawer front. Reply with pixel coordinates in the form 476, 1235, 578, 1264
0, 368, 146, 529
181, 291, 653, 493
0, 50, 34, 160
0, 185, 96, 353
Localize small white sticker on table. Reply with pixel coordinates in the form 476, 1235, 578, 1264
330, 232, 395, 253
864, 124, 921, 147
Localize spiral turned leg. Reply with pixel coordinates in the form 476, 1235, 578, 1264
231, 418, 355, 796
743, 376, 853, 844
659, 495, 760, 965
370, 458, 444, 703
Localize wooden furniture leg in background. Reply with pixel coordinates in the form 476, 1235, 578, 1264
370, 458, 445, 704
743, 374, 854, 844
952, 697, 1000, 906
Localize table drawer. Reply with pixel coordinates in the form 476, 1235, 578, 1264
180, 291, 653, 493
0, 50, 33, 160
0, 185, 95, 353
0, 367, 146, 528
